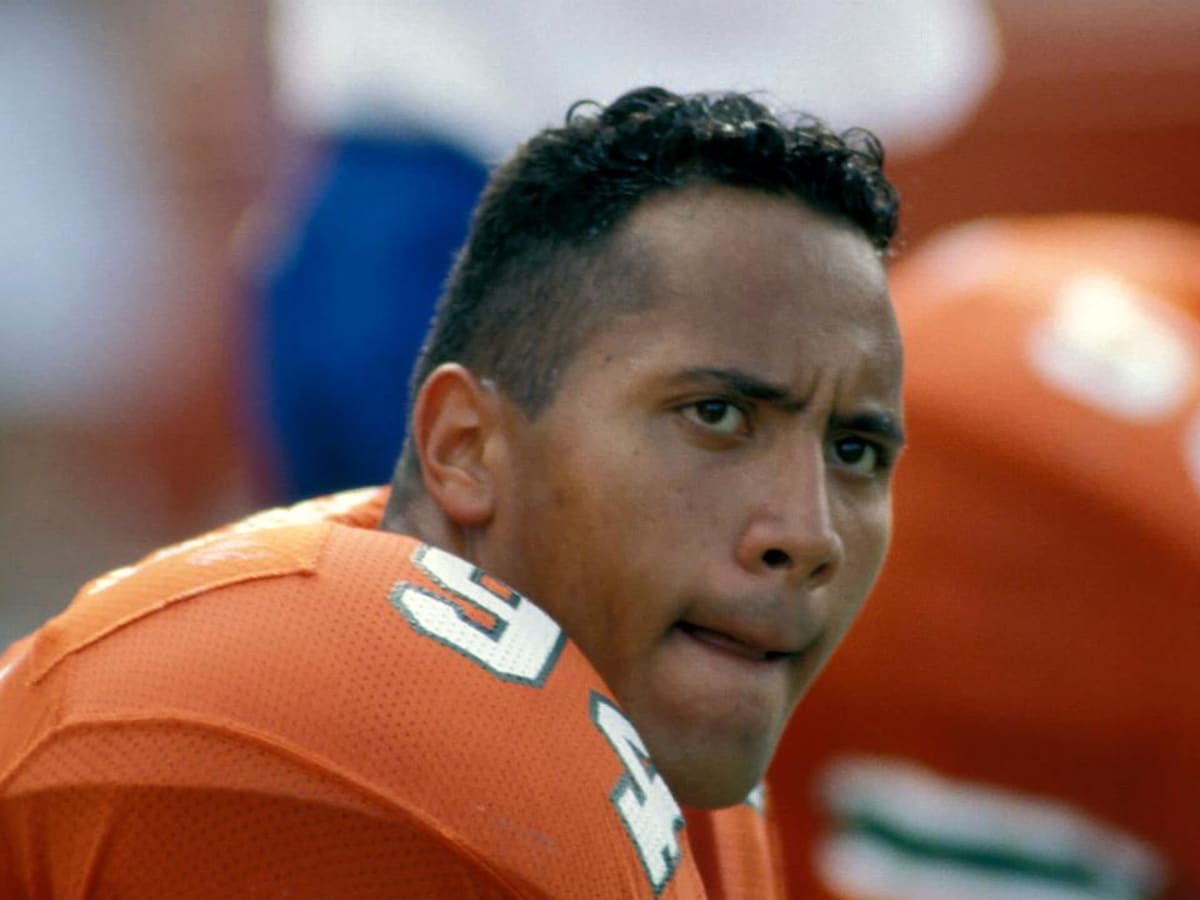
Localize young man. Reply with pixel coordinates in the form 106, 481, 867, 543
0, 87, 903, 897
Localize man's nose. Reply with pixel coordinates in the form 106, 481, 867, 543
735, 441, 842, 587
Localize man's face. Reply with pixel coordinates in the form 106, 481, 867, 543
482, 185, 904, 808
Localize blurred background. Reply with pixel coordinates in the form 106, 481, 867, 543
1, 0, 1191, 639
2, 0, 1198, 895
4, 0, 1197, 643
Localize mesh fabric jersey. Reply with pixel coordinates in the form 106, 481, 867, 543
0, 488, 784, 898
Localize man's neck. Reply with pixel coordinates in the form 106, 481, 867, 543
380, 488, 472, 563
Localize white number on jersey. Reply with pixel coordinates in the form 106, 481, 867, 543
590, 693, 685, 894
391, 544, 565, 686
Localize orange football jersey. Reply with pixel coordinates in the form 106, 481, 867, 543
770, 215, 1200, 899
0, 488, 784, 898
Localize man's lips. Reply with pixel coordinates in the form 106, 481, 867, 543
675, 622, 793, 663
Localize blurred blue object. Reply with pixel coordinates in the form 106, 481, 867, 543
260, 134, 487, 501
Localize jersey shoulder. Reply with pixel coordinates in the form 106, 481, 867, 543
24, 488, 387, 685
0, 488, 716, 898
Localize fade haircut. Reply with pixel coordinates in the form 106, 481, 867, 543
397, 85, 898, 480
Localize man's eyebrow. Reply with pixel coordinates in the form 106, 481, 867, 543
670, 367, 806, 410
832, 410, 907, 447
669, 367, 906, 444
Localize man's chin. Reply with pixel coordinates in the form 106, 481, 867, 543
654, 744, 772, 810
668, 771, 763, 810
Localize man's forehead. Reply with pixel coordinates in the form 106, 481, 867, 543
551, 182, 898, 398
621, 188, 886, 311
565, 290, 901, 407
621, 183, 871, 258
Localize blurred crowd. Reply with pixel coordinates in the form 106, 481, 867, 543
2, 1, 1199, 896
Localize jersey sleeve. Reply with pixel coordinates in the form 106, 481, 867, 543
1, 717, 524, 899
0, 493, 718, 898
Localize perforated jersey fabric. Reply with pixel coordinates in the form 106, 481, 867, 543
0, 488, 785, 898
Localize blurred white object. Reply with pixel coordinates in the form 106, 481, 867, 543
816, 756, 1165, 900
0, 3, 182, 425
272, 0, 1001, 160
1028, 273, 1197, 422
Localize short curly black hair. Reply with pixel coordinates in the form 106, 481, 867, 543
398, 86, 898, 477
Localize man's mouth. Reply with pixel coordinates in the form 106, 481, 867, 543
676, 622, 792, 663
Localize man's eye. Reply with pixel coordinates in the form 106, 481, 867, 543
829, 436, 885, 476
681, 400, 748, 436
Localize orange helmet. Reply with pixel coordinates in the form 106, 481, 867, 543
772, 214, 1200, 899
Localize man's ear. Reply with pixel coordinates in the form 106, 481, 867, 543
410, 364, 504, 528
